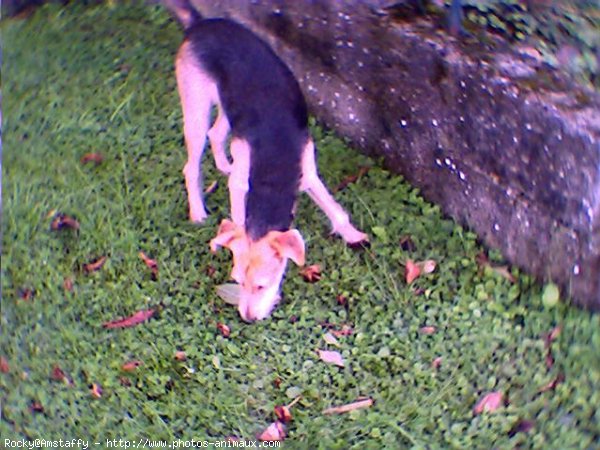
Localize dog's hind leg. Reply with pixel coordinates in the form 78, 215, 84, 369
175, 41, 218, 223
207, 106, 232, 175
300, 139, 368, 244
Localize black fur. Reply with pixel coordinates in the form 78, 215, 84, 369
185, 19, 308, 240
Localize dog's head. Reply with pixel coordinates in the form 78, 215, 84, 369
210, 219, 305, 321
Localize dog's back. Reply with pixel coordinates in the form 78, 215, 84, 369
186, 19, 308, 240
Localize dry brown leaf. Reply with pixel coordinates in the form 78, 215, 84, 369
334, 166, 370, 192
539, 373, 565, 393
330, 324, 354, 338
80, 153, 104, 165
419, 326, 436, 335
274, 405, 292, 423
323, 332, 340, 347
473, 391, 504, 415
336, 294, 348, 306
323, 397, 374, 415
418, 259, 437, 274
405, 259, 421, 284
174, 351, 187, 361
204, 180, 218, 194
545, 325, 562, 347
83, 256, 107, 273
508, 419, 535, 437
491, 265, 516, 283
399, 235, 416, 252
139, 251, 158, 280
30, 401, 44, 413
317, 349, 345, 367
63, 277, 74, 293
90, 383, 103, 398
0, 356, 9, 374
51, 213, 80, 231
18, 288, 35, 301
102, 309, 155, 329
432, 356, 443, 369
217, 322, 231, 338
50, 365, 67, 382
258, 421, 286, 441
121, 360, 143, 372
300, 264, 322, 283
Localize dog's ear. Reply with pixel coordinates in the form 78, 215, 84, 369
210, 219, 243, 253
269, 229, 305, 266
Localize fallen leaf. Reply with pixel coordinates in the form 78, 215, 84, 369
545, 325, 562, 348
274, 405, 292, 423
475, 252, 515, 283
336, 294, 348, 306
475, 251, 489, 267
63, 277, 74, 293
323, 397, 374, 415
317, 349, 345, 367
432, 356, 442, 369
80, 153, 104, 165
508, 419, 535, 437
119, 377, 132, 387
121, 360, 143, 372
217, 322, 231, 338
399, 235, 416, 252
174, 351, 187, 361
330, 324, 354, 338
83, 256, 107, 273
300, 264, 322, 283
258, 421, 286, 441
491, 265, 516, 283
418, 259, 437, 274
334, 166, 370, 192
473, 391, 504, 415
206, 265, 216, 278
18, 288, 35, 301
419, 326, 436, 335
139, 251, 158, 280
50, 213, 80, 231
30, 401, 44, 413
50, 365, 67, 382
545, 351, 554, 369
323, 332, 340, 347
103, 309, 155, 329
405, 259, 421, 284
216, 283, 240, 306
204, 180, 218, 194
90, 383, 103, 398
0, 357, 9, 373
273, 377, 282, 389
539, 373, 565, 393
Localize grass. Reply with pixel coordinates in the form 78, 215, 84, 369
1, 2, 599, 448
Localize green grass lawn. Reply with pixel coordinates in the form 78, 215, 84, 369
1, 2, 599, 448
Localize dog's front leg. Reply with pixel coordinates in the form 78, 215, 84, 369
228, 138, 250, 227
300, 139, 368, 244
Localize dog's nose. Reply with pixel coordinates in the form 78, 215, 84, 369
239, 304, 256, 322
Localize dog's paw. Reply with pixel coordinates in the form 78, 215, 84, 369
189, 209, 208, 223
339, 226, 369, 247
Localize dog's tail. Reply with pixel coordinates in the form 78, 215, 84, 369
162, 0, 202, 30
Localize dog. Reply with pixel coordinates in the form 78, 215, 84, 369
165, 0, 368, 321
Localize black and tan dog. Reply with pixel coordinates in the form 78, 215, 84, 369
165, 0, 368, 321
